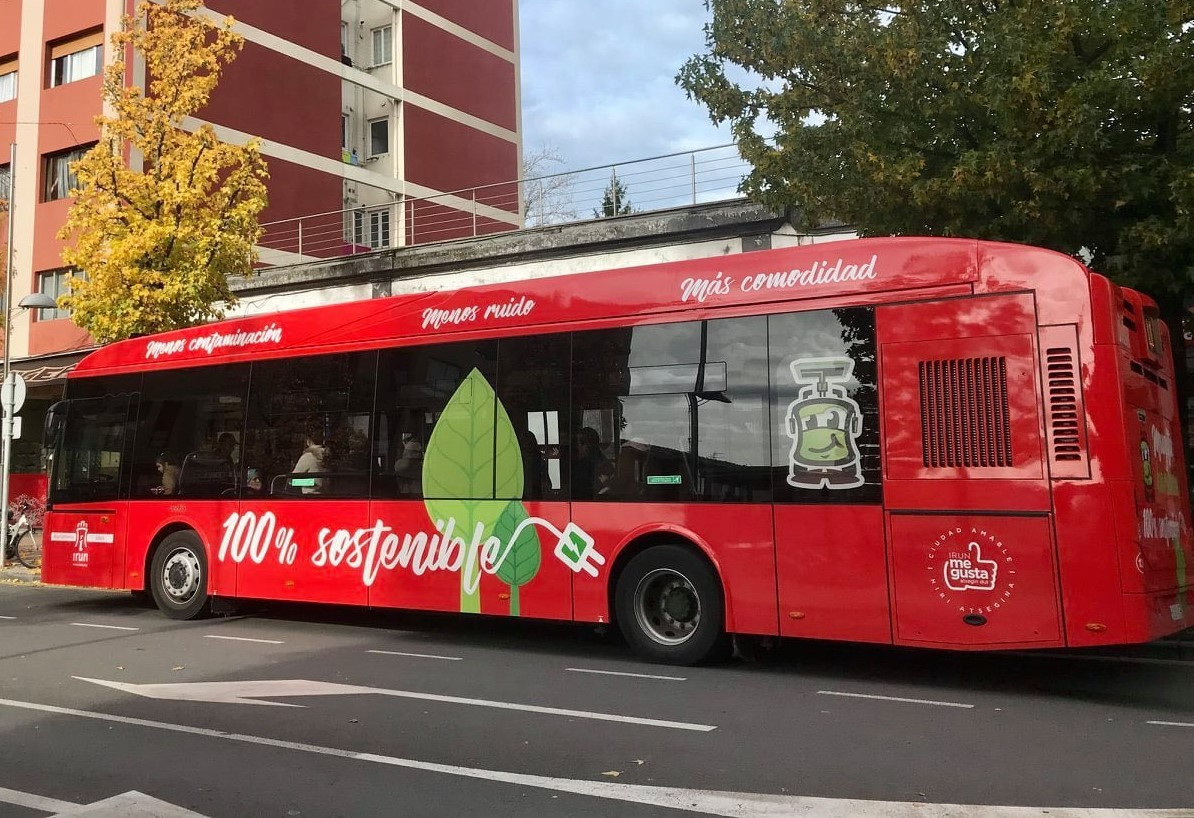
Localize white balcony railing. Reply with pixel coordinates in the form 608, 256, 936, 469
255, 144, 749, 267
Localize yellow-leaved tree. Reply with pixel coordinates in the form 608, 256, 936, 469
60, 0, 268, 343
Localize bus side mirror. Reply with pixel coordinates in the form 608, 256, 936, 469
44, 401, 66, 445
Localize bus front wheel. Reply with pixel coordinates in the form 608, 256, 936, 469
150, 531, 211, 620
614, 545, 726, 665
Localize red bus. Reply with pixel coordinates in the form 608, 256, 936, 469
41, 237, 1193, 663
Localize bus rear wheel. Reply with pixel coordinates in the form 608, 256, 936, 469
150, 531, 211, 620
614, 545, 725, 665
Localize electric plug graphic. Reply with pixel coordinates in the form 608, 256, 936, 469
553, 522, 606, 577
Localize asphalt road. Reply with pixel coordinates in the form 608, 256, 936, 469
1, 583, 1192, 817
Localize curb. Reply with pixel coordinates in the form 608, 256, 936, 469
0, 566, 41, 585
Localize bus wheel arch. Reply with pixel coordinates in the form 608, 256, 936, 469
146, 526, 212, 620
609, 534, 729, 665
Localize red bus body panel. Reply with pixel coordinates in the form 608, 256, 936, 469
41, 238, 1194, 650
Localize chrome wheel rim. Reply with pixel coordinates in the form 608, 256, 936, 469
162, 546, 201, 604
633, 568, 701, 646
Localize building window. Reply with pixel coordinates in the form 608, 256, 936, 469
37, 268, 80, 320
368, 117, 389, 157
43, 146, 89, 201
0, 164, 10, 201
0, 59, 16, 103
353, 208, 390, 250
371, 25, 392, 66
341, 21, 349, 56
342, 114, 350, 150
49, 35, 102, 87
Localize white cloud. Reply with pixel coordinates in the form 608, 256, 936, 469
519, 0, 728, 172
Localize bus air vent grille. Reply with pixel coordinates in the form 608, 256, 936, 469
1045, 347, 1083, 462
918, 357, 1013, 468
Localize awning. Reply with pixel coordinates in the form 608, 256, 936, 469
10, 349, 94, 386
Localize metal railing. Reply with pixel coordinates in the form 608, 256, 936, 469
255, 144, 749, 266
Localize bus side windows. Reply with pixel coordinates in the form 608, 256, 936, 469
570, 317, 770, 503
243, 353, 377, 501
495, 333, 570, 501
374, 341, 498, 502
133, 367, 250, 500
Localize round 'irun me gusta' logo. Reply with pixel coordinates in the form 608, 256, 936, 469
926, 527, 1016, 614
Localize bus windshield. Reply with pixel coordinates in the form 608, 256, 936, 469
49, 395, 131, 506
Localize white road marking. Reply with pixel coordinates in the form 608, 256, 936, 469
203, 635, 284, 645
71, 622, 139, 631
367, 649, 462, 661
0, 615, 16, 620
818, 690, 974, 709
62, 789, 210, 816
1147, 720, 1194, 728
0, 697, 1185, 818
74, 677, 718, 731
566, 667, 687, 682
0, 785, 206, 817
0, 784, 77, 813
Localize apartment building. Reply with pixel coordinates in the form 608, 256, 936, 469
0, 0, 521, 493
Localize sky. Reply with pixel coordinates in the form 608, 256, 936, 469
518, 1, 731, 174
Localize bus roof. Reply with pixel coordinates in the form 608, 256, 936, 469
70, 237, 1094, 377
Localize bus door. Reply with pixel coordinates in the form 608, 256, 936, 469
878, 294, 1063, 648
365, 337, 575, 620
771, 308, 892, 645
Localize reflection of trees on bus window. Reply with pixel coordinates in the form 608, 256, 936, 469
495, 332, 569, 501
571, 316, 770, 503
768, 307, 881, 505
373, 341, 497, 499
49, 382, 137, 505
50, 306, 880, 508
133, 366, 249, 499
242, 352, 376, 499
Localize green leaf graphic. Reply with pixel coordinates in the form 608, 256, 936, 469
424, 372, 494, 501
422, 368, 528, 613
493, 500, 542, 616
494, 397, 524, 499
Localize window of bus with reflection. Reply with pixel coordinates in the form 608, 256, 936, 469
372, 340, 498, 500
571, 316, 771, 502
768, 307, 881, 504
242, 352, 376, 499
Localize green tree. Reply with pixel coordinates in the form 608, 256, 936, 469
594, 174, 633, 218
678, 1, 1194, 325
60, 0, 269, 343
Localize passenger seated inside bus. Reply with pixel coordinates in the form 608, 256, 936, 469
393, 430, 424, 493
151, 452, 180, 496
519, 429, 549, 498
571, 427, 613, 499
213, 432, 238, 469
244, 467, 263, 496
292, 430, 326, 494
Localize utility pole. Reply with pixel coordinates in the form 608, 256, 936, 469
1, 141, 17, 566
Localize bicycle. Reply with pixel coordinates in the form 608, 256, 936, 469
4, 513, 41, 570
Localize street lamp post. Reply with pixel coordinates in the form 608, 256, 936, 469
1, 141, 60, 568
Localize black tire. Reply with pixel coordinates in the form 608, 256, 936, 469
149, 530, 211, 620
614, 544, 726, 665
14, 529, 41, 570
